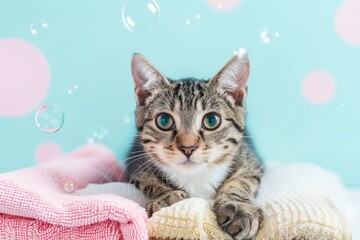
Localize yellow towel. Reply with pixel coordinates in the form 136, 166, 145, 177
147, 195, 352, 240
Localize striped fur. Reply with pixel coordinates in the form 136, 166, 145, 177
126, 53, 264, 239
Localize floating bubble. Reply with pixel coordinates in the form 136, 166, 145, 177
124, 117, 131, 124
87, 126, 109, 144
336, 103, 346, 112
64, 181, 75, 193
260, 29, 280, 44
260, 29, 271, 44
122, 0, 161, 34
68, 84, 79, 95
35, 105, 64, 133
30, 20, 49, 37
233, 48, 247, 56
185, 13, 202, 26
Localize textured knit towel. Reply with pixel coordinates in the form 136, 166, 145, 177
147, 195, 352, 240
0, 144, 148, 240
256, 195, 352, 240
147, 198, 231, 240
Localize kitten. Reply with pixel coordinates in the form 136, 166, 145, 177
126, 52, 264, 239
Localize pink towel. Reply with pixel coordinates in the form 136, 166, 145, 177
0, 144, 148, 240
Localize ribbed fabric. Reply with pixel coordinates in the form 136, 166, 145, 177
256, 195, 352, 240
147, 196, 352, 240
0, 144, 148, 240
147, 198, 232, 240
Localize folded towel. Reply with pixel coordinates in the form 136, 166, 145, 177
0, 144, 148, 240
147, 198, 232, 240
147, 195, 352, 240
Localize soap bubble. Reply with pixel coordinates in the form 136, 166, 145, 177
35, 105, 64, 133
67, 84, 79, 95
122, 0, 161, 34
87, 126, 109, 144
124, 117, 131, 124
185, 13, 202, 26
233, 48, 247, 56
260, 29, 271, 44
260, 29, 280, 44
336, 103, 346, 112
64, 181, 75, 193
30, 20, 49, 37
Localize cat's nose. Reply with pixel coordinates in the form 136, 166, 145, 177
176, 133, 199, 158
178, 145, 198, 158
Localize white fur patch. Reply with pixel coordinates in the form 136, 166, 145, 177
138, 62, 159, 90
162, 162, 231, 204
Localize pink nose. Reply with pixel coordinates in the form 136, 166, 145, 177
178, 145, 198, 158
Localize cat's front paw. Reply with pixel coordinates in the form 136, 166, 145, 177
146, 190, 189, 217
214, 199, 264, 240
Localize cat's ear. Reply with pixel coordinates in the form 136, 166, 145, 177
131, 53, 170, 105
210, 50, 250, 107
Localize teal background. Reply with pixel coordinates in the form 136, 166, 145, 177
1, 0, 359, 187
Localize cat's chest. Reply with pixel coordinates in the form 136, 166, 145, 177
164, 163, 231, 204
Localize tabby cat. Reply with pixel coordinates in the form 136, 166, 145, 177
126, 52, 264, 239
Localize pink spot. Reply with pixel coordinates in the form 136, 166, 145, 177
335, 0, 360, 45
207, 0, 241, 12
301, 71, 336, 105
35, 142, 63, 164
0, 38, 50, 117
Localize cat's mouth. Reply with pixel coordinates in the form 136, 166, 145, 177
178, 159, 200, 166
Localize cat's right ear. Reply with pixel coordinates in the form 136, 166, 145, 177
209, 50, 250, 107
131, 53, 170, 106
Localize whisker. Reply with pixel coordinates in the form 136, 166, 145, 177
98, 152, 154, 184
123, 150, 165, 184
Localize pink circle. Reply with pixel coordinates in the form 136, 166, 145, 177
0, 38, 50, 117
335, 0, 360, 45
206, 0, 241, 12
35, 142, 63, 164
301, 71, 336, 105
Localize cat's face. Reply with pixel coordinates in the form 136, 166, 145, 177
131, 52, 250, 173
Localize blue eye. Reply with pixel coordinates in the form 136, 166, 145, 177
202, 113, 221, 130
156, 113, 175, 131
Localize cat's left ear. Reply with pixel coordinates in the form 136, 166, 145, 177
210, 51, 250, 107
